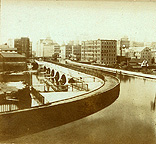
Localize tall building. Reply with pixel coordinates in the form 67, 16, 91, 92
14, 39, 21, 54
120, 37, 130, 56
81, 39, 117, 65
60, 45, 72, 59
60, 44, 81, 61
72, 44, 81, 61
14, 37, 32, 58
7, 39, 14, 48
36, 37, 60, 57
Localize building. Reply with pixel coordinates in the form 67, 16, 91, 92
0, 53, 26, 71
0, 45, 17, 53
130, 41, 144, 47
128, 47, 145, 59
125, 49, 135, 58
7, 39, 14, 48
151, 50, 156, 64
81, 39, 117, 65
14, 37, 32, 59
72, 44, 81, 61
60, 45, 72, 60
120, 37, 130, 56
14, 39, 21, 54
141, 47, 152, 64
36, 37, 60, 58
151, 42, 156, 50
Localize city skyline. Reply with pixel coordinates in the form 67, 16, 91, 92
1, 0, 156, 50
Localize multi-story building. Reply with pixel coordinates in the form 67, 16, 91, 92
36, 37, 60, 58
60, 45, 72, 60
60, 44, 81, 61
14, 37, 32, 58
81, 39, 117, 65
14, 39, 21, 54
141, 47, 152, 64
120, 37, 130, 56
72, 44, 81, 61
0, 53, 26, 71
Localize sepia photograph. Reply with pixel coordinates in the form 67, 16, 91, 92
0, 0, 156, 143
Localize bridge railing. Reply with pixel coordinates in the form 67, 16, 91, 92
31, 87, 45, 104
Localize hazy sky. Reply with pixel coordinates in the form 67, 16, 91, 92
1, 0, 156, 49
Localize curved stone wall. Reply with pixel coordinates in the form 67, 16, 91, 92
0, 63, 120, 141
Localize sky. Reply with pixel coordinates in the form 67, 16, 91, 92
1, 0, 156, 50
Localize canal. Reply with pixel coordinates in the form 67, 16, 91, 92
2, 73, 156, 143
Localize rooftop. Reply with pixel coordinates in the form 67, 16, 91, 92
0, 48, 17, 51
0, 53, 26, 58
129, 47, 145, 52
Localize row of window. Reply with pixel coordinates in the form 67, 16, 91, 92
102, 50, 116, 53
101, 58, 116, 61
102, 54, 116, 56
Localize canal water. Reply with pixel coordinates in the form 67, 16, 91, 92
2, 73, 156, 143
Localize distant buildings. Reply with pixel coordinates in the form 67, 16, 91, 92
36, 36, 60, 58
125, 47, 154, 64
60, 44, 81, 61
14, 37, 32, 59
130, 41, 144, 47
81, 39, 117, 65
72, 44, 81, 61
60, 45, 72, 60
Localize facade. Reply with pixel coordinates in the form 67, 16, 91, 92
14, 39, 21, 54
81, 39, 117, 65
141, 47, 152, 64
129, 47, 145, 59
151, 42, 156, 50
72, 44, 81, 61
0, 45, 17, 53
120, 37, 130, 56
151, 50, 156, 64
36, 37, 60, 58
60, 45, 72, 60
7, 39, 14, 48
14, 37, 32, 59
60, 45, 66, 60
130, 41, 144, 47
0, 53, 26, 71
125, 49, 135, 58
60, 44, 81, 61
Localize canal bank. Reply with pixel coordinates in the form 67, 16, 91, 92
65, 60, 156, 80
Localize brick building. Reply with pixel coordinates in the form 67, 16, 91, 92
81, 39, 117, 65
